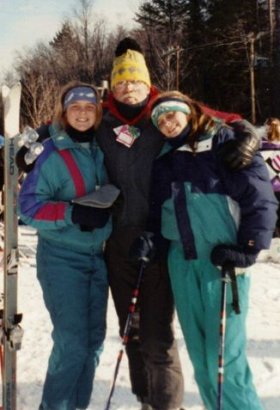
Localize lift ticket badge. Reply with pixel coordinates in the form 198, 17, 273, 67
114, 125, 140, 147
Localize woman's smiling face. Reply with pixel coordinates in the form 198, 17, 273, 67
66, 101, 97, 131
157, 111, 189, 138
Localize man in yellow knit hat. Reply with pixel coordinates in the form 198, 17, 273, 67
97, 38, 185, 410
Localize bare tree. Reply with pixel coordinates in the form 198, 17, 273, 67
71, 0, 95, 81
15, 44, 60, 127
2, 0, 139, 126
22, 76, 58, 127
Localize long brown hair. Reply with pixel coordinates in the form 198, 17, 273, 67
150, 90, 217, 150
53, 80, 103, 130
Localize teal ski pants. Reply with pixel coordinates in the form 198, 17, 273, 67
168, 243, 263, 410
36, 239, 108, 410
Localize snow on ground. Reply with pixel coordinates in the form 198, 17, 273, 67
1, 226, 280, 409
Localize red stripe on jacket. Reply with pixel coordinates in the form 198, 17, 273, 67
35, 203, 67, 221
59, 150, 86, 197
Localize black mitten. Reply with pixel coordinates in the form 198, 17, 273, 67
16, 146, 36, 173
71, 203, 110, 230
211, 244, 259, 268
219, 120, 260, 170
129, 231, 156, 264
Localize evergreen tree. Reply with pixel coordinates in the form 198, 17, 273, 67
135, 0, 190, 90
135, 0, 280, 121
49, 21, 83, 83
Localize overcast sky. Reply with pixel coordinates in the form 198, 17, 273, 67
0, 0, 141, 75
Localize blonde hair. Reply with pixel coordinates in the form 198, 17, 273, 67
53, 80, 102, 130
265, 117, 280, 142
150, 91, 217, 150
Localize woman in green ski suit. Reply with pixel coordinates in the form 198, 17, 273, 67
146, 91, 278, 410
18, 81, 112, 410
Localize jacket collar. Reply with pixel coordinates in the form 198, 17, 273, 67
102, 86, 159, 126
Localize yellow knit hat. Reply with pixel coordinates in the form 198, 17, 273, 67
111, 49, 151, 89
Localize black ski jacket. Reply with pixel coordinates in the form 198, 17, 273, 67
96, 89, 163, 230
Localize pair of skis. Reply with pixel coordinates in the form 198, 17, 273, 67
1, 82, 23, 409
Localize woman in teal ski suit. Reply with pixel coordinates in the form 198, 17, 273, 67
147, 91, 278, 410
18, 81, 112, 410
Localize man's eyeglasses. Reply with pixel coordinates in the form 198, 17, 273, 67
114, 81, 144, 90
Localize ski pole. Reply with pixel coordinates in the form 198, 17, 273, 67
104, 259, 147, 410
217, 263, 231, 410
217, 264, 228, 410
217, 262, 240, 410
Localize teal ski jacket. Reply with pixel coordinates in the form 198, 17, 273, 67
18, 125, 111, 254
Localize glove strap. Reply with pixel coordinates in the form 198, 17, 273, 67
222, 263, 241, 315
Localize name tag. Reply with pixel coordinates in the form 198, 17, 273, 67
114, 125, 140, 148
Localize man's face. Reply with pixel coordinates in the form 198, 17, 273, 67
113, 80, 150, 105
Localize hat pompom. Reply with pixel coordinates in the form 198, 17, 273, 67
115, 37, 142, 56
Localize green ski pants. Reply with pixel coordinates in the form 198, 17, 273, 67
168, 242, 263, 410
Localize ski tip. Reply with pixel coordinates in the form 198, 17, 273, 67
1, 85, 10, 99
1, 82, 22, 99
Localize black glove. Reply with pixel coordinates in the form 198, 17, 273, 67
129, 231, 156, 264
211, 244, 259, 268
219, 120, 260, 170
16, 146, 36, 173
71, 203, 110, 230
16, 124, 50, 173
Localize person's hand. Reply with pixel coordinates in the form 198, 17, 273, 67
219, 120, 260, 170
211, 244, 259, 268
71, 203, 110, 230
16, 124, 49, 173
129, 231, 156, 264
16, 146, 36, 173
